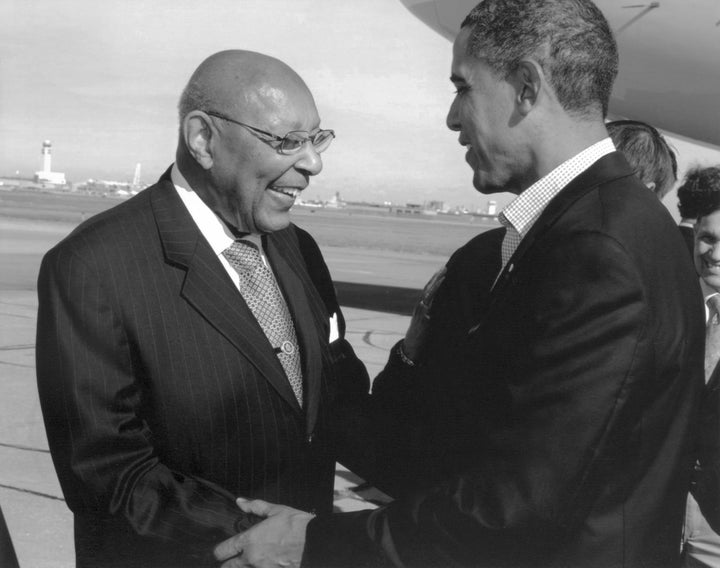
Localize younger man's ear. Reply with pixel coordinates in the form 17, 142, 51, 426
183, 111, 214, 170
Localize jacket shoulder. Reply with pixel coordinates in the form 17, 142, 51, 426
45, 182, 164, 261
448, 226, 505, 268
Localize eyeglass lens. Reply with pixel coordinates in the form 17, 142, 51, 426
282, 130, 334, 153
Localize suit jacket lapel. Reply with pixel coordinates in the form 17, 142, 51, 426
151, 173, 300, 411
271, 228, 330, 339
266, 229, 328, 434
489, 152, 635, 304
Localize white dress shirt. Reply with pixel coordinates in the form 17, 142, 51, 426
170, 165, 340, 341
497, 138, 616, 273
171, 164, 268, 291
701, 278, 719, 331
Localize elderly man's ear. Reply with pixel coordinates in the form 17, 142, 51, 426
183, 111, 214, 170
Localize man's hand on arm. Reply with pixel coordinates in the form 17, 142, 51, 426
214, 499, 314, 568
401, 266, 446, 363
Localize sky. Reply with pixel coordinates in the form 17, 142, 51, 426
1, 0, 719, 212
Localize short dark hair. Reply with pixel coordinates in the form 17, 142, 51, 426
606, 120, 677, 199
678, 166, 720, 220
461, 0, 618, 118
178, 80, 213, 125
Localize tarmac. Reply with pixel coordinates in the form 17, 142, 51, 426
0, 216, 426, 567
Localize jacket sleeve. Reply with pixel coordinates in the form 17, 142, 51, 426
355, 230, 504, 498
35, 245, 250, 558
303, 231, 696, 567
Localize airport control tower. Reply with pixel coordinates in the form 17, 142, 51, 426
34, 140, 66, 185
41, 140, 52, 173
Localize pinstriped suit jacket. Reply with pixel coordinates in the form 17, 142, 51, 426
35, 170, 368, 567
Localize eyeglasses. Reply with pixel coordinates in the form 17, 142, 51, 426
204, 110, 335, 155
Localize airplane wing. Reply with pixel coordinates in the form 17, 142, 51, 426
399, 0, 720, 147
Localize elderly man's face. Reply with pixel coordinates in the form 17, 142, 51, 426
446, 27, 528, 195
695, 210, 720, 292
209, 83, 323, 234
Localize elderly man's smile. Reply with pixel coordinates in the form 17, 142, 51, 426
268, 186, 301, 199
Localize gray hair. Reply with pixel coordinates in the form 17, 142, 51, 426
462, 0, 618, 118
177, 79, 214, 125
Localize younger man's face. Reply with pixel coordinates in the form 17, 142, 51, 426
695, 209, 720, 291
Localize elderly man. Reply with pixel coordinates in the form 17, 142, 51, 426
35, 50, 367, 568
219, 2, 704, 567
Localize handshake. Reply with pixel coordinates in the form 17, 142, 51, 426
214, 498, 314, 568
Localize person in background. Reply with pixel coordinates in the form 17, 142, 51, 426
35, 50, 367, 568
679, 167, 716, 257
214, 2, 704, 566
683, 165, 720, 567
606, 119, 677, 199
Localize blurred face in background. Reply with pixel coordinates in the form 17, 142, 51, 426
695, 209, 720, 291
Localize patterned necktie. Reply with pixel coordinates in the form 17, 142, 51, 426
223, 240, 303, 406
704, 294, 720, 384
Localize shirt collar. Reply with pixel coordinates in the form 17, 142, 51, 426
700, 278, 720, 324
499, 138, 616, 238
700, 278, 719, 303
171, 164, 236, 256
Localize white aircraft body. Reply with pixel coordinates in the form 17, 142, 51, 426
400, 0, 720, 148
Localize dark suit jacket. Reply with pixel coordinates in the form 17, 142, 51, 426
679, 223, 695, 258
692, 351, 720, 534
341, 227, 505, 498
305, 152, 705, 568
0, 506, 19, 568
35, 170, 367, 568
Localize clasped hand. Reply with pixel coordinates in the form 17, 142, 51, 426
214, 498, 314, 568
402, 266, 446, 362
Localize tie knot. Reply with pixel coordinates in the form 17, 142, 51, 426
708, 294, 720, 324
223, 240, 263, 270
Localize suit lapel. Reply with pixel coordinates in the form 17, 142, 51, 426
151, 174, 300, 411
266, 229, 328, 434
489, 152, 635, 306
271, 228, 330, 339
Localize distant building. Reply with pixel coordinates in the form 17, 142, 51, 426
0, 176, 26, 188
425, 200, 445, 212
325, 191, 346, 208
77, 163, 148, 197
34, 140, 66, 185
81, 179, 133, 196
390, 203, 424, 216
